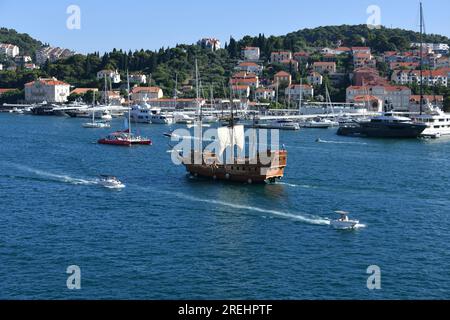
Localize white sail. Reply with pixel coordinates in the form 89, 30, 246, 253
217, 125, 245, 156
233, 125, 245, 152
217, 126, 232, 156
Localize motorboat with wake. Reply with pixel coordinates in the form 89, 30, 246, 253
99, 175, 125, 189
331, 211, 359, 230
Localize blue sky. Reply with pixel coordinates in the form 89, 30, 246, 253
0, 0, 448, 54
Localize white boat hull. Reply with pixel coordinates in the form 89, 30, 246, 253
331, 220, 359, 230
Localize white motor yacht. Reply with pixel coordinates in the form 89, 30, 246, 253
300, 117, 339, 129
254, 119, 300, 131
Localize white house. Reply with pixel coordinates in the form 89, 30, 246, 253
243, 47, 260, 61
307, 72, 323, 86
271, 51, 292, 64
97, 70, 121, 84
285, 84, 314, 101
346, 85, 411, 110
0, 64, 3, 71
129, 74, 147, 84
351, 47, 371, 55
131, 86, 164, 102
197, 38, 221, 51
231, 85, 250, 98
255, 88, 276, 101
0, 43, 20, 57
391, 69, 448, 87
25, 78, 71, 103
235, 61, 263, 75
36, 47, 74, 65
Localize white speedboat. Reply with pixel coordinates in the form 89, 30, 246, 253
83, 122, 110, 128
254, 119, 300, 131
331, 211, 359, 230
83, 108, 111, 128
174, 112, 194, 124
300, 117, 339, 129
99, 176, 125, 189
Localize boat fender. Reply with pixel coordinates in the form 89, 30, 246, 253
225, 173, 230, 180
248, 179, 253, 184
213, 175, 217, 180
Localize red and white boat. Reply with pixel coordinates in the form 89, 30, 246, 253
98, 129, 152, 146
98, 73, 152, 146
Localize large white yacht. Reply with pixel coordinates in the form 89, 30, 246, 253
129, 103, 174, 124
409, 103, 450, 139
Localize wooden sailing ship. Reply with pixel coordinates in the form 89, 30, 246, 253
178, 60, 287, 184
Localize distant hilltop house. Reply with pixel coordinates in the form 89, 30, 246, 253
243, 47, 260, 61
270, 51, 292, 64
307, 72, 323, 86
231, 85, 250, 98
353, 52, 376, 69
312, 62, 336, 74
391, 69, 448, 87
410, 42, 449, 55
274, 71, 292, 86
0, 63, 3, 71
131, 86, 164, 102
280, 59, 299, 71
255, 88, 276, 101
346, 85, 411, 111
0, 88, 18, 96
197, 38, 221, 51
14, 55, 32, 64
36, 46, 75, 65
351, 47, 371, 55
229, 71, 259, 89
25, 77, 71, 103
97, 70, 121, 84
101, 90, 124, 105
235, 61, 263, 75
0, 43, 20, 58
285, 84, 314, 101
128, 73, 147, 84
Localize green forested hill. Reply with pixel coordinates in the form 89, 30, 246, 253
1, 25, 449, 103
0, 27, 43, 56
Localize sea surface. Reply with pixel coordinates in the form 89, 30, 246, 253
1, 113, 450, 299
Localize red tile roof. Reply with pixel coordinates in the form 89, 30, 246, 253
70, 88, 99, 95
132, 86, 162, 93
25, 78, 69, 87
274, 71, 291, 77
0, 88, 18, 94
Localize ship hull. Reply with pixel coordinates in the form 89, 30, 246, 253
338, 123, 427, 139
183, 150, 287, 184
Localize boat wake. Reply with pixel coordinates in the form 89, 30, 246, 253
316, 139, 368, 145
8, 164, 98, 186
274, 182, 318, 189
168, 191, 330, 226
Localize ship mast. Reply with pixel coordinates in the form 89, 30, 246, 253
419, 1, 424, 115
127, 70, 132, 137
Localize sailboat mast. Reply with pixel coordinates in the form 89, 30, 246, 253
174, 73, 178, 110
299, 79, 303, 115
127, 70, 131, 136
419, 1, 424, 115
195, 59, 203, 148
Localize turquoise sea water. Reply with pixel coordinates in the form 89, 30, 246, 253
1, 113, 450, 299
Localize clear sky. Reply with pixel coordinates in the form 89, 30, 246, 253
0, 0, 448, 54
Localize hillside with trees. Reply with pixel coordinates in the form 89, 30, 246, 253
1, 25, 449, 105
